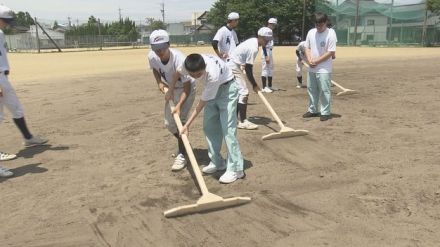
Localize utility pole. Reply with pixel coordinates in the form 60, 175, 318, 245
301, 0, 306, 40
421, 0, 428, 46
118, 7, 122, 21
34, 17, 40, 53
353, 0, 360, 46
160, 2, 165, 23
98, 18, 102, 50
389, 0, 394, 43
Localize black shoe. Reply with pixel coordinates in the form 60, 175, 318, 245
320, 115, 332, 121
302, 112, 320, 118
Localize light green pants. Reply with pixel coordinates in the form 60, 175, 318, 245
203, 79, 244, 172
307, 72, 332, 116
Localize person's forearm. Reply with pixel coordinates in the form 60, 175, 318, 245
315, 51, 335, 64
212, 40, 222, 57
244, 64, 258, 87
153, 69, 162, 85
185, 100, 206, 129
177, 81, 191, 105
305, 48, 312, 63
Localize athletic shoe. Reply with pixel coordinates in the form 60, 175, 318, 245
202, 159, 226, 174
302, 112, 320, 118
262, 87, 273, 93
237, 119, 258, 130
0, 166, 14, 178
171, 153, 186, 171
320, 115, 332, 121
24, 136, 48, 147
269, 86, 278, 91
297, 83, 306, 88
219, 170, 245, 184
0, 152, 17, 161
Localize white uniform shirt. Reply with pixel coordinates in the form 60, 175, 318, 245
265, 40, 274, 50
213, 26, 239, 57
0, 30, 10, 72
296, 41, 306, 59
179, 54, 233, 101
305, 28, 337, 73
148, 48, 195, 88
229, 38, 259, 66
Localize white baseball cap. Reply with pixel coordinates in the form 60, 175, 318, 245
227, 12, 239, 20
149, 29, 170, 51
0, 5, 16, 25
258, 27, 273, 40
268, 18, 277, 24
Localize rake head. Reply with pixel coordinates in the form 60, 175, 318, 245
262, 127, 309, 140
164, 193, 251, 218
336, 89, 358, 96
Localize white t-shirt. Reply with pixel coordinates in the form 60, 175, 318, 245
305, 28, 337, 73
148, 48, 195, 88
229, 38, 259, 66
213, 26, 239, 58
179, 54, 233, 101
0, 30, 10, 72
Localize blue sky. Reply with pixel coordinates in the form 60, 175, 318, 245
2, 0, 424, 24
2, 0, 217, 24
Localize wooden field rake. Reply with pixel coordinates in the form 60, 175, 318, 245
303, 62, 358, 96
163, 99, 251, 218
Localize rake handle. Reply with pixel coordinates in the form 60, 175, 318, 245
257, 91, 285, 129
302, 62, 347, 91
165, 90, 210, 195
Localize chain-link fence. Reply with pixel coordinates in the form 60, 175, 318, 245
6, 33, 143, 52
316, 0, 440, 46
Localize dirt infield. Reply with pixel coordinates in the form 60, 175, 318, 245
1, 46, 440, 246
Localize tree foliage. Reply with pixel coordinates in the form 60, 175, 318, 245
65, 16, 139, 41
13, 11, 35, 27
207, 0, 316, 43
428, 0, 440, 14
146, 18, 166, 31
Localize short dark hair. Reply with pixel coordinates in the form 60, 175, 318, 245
314, 12, 328, 24
184, 54, 206, 72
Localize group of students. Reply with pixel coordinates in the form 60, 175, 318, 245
149, 12, 337, 184
0, 6, 48, 178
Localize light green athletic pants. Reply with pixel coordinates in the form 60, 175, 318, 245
203, 79, 244, 172
307, 72, 332, 116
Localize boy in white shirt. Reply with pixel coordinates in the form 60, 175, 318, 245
212, 12, 239, 62
173, 54, 245, 184
0, 6, 48, 178
227, 27, 273, 130
303, 13, 337, 122
148, 29, 196, 171
261, 18, 277, 93
295, 41, 307, 88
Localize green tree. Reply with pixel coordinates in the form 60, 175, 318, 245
428, 0, 440, 14
207, 0, 316, 43
146, 18, 166, 31
66, 16, 139, 42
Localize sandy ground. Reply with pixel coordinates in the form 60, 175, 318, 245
1, 46, 440, 247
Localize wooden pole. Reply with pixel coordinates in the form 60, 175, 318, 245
35, 21, 62, 52
353, 0, 360, 46
302, 0, 306, 40
421, 1, 428, 46
34, 17, 40, 53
